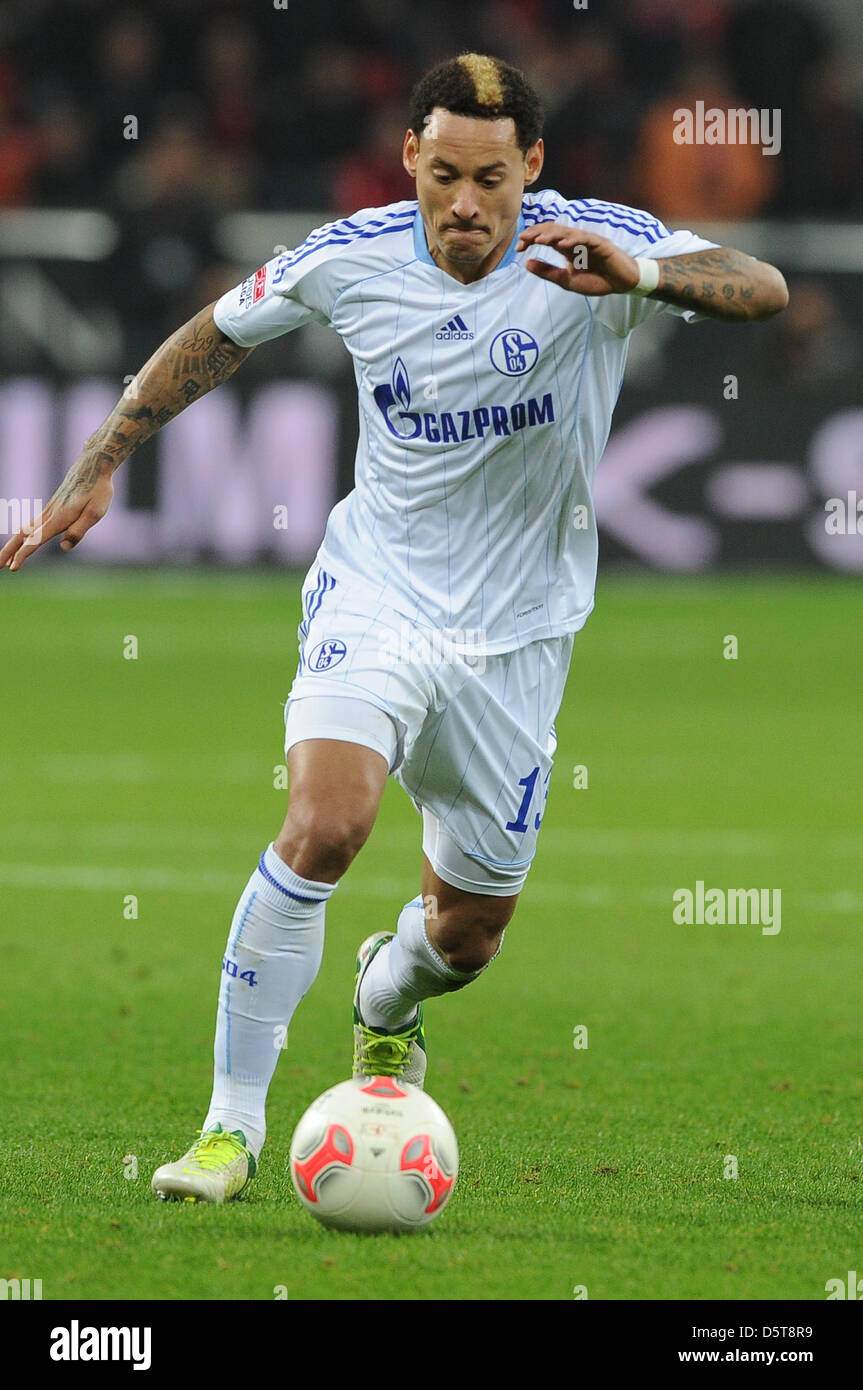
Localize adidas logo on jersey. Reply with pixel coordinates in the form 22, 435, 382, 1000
435, 314, 474, 341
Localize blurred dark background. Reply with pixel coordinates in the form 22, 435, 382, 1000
4, 0, 862, 215
1, 0, 862, 571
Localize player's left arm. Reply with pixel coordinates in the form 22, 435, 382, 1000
517, 224, 788, 323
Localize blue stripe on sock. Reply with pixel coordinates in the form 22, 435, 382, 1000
224, 887, 257, 1077
257, 852, 326, 903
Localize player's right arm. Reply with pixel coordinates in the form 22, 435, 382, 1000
0, 303, 252, 571
3, 205, 387, 571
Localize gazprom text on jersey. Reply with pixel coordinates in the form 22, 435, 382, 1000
374, 390, 555, 443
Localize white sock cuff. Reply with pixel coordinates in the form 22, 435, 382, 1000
409, 906, 481, 984
256, 844, 338, 913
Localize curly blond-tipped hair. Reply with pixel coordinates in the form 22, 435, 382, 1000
408, 52, 543, 154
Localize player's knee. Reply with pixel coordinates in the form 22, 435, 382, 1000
430, 900, 515, 974
275, 801, 375, 880
445, 931, 503, 974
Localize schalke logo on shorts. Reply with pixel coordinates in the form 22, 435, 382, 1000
309, 639, 347, 671
489, 328, 539, 376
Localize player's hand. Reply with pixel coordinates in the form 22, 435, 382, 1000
516, 222, 642, 296
0, 460, 114, 572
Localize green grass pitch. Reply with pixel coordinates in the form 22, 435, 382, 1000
0, 569, 859, 1301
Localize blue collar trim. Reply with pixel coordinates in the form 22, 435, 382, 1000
413, 208, 526, 272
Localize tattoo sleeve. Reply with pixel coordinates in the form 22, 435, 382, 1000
649, 247, 788, 322
63, 304, 253, 491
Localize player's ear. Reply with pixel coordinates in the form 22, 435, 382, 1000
403, 130, 419, 179
523, 138, 544, 187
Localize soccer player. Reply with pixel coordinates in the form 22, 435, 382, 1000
1, 53, 788, 1203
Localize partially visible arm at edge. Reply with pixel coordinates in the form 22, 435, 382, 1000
56, 303, 254, 501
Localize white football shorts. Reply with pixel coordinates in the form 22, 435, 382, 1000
283, 564, 574, 896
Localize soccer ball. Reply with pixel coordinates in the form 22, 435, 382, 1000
289, 1076, 459, 1233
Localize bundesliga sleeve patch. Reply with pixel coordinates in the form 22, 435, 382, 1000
238, 265, 268, 313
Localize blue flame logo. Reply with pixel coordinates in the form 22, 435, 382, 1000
392, 357, 411, 410
373, 356, 422, 440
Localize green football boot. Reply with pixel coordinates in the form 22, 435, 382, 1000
151, 1123, 256, 1203
352, 931, 427, 1088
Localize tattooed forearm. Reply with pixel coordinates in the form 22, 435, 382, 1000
178, 332, 219, 351
650, 247, 788, 322
74, 303, 253, 480
54, 455, 117, 505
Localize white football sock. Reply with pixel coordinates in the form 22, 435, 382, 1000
358, 896, 480, 1030
204, 844, 337, 1156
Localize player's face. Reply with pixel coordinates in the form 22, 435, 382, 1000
404, 108, 543, 283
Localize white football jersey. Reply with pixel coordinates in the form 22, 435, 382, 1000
214, 190, 716, 653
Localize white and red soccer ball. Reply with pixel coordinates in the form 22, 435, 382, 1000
289, 1076, 459, 1233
